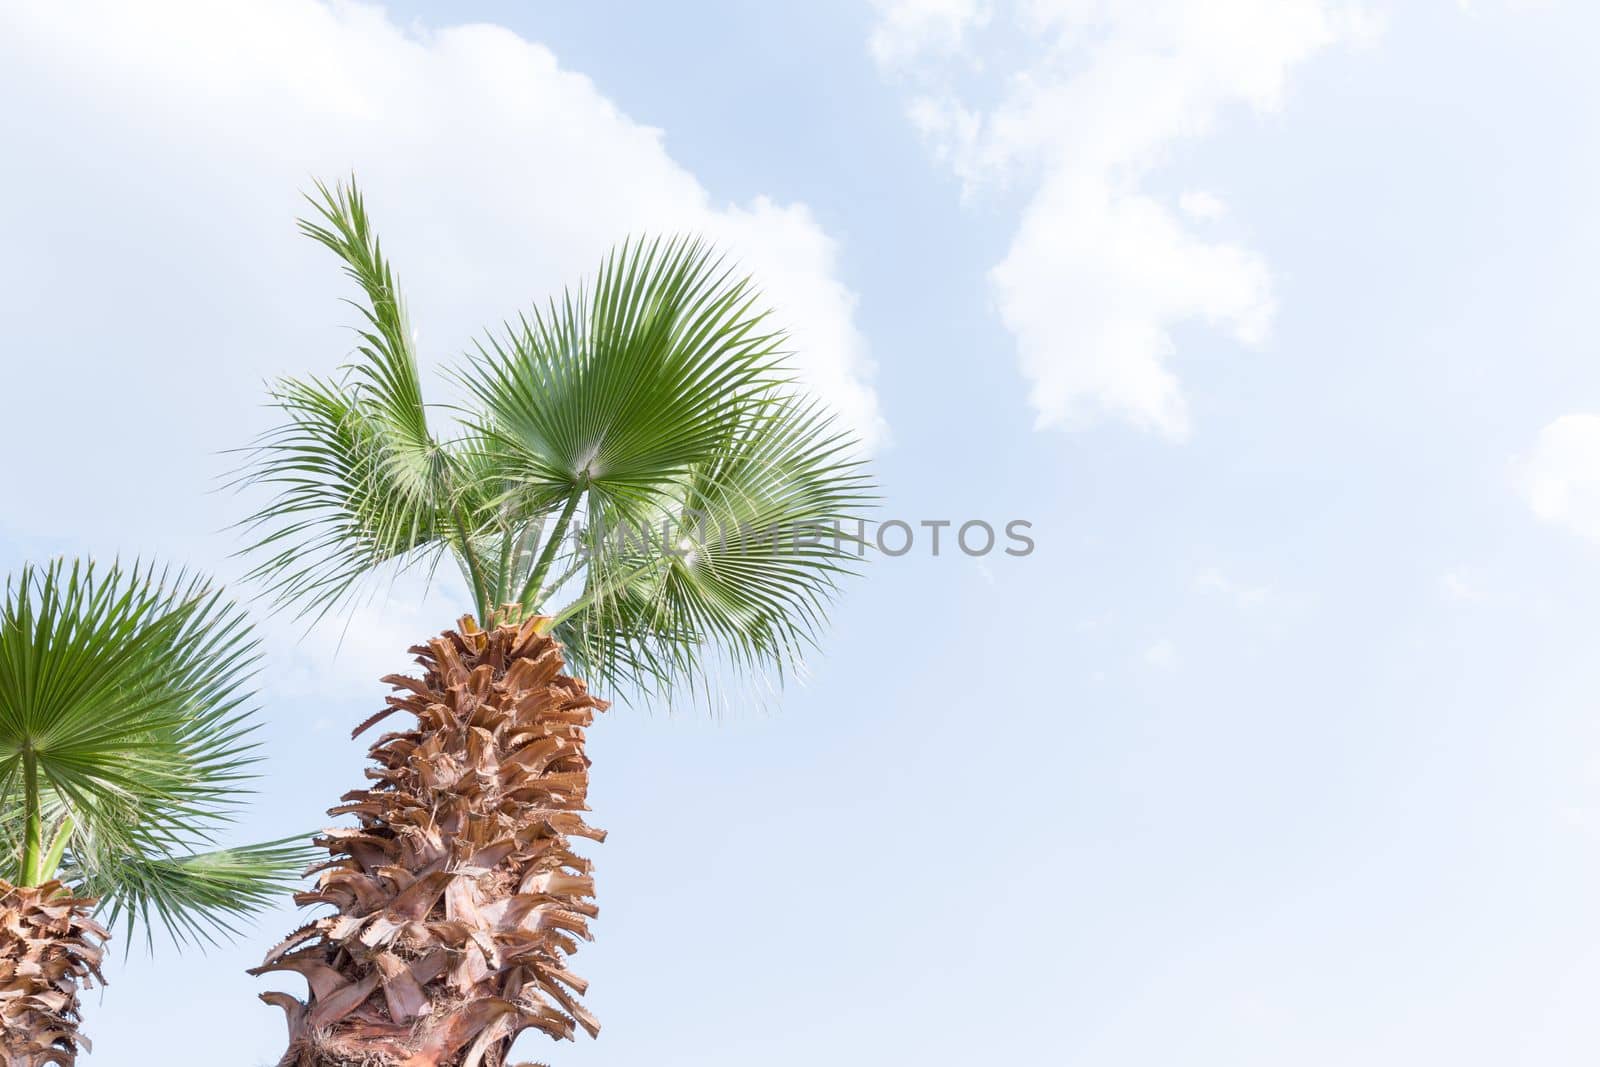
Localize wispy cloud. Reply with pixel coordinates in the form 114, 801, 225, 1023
1195, 567, 1272, 607
1439, 571, 1483, 603
869, 0, 990, 68
1179, 190, 1229, 222
871, 0, 1378, 438
1520, 414, 1600, 543
1142, 637, 1179, 671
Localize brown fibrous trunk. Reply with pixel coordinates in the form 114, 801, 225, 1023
0, 881, 107, 1067
254, 613, 607, 1067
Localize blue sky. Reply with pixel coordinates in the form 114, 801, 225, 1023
5, 1, 1600, 1063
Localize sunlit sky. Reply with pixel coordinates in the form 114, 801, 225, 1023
6, 1, 1600, 1063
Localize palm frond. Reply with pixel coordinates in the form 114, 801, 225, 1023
297, 178, 434, 459
79, 837, 314, 951
0, 559, 308, 950
0, 559, 261, 859
234, 375, 452, 620
232, 180, 472, 621
557, 398, 875, 703
457, 235, 787, 525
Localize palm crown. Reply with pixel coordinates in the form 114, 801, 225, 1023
237, 180, 873, 704
231, 180, 875, 1065
0, 558, 305, 947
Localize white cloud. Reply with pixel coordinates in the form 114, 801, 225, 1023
1179, 190, 1228, 221
872, 0, 1374, 438
1142, 637, 1178, 670
0, 0, 884, 552
1439, 571, 1482, 603
269, 578, 446, 702
869, 0, 990, 69
1521, 414, 1600, 543
1195, 567, 1271, 607
1457, 0, 1557, 13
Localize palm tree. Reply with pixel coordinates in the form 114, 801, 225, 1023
0, 558, 309, 1065
235, 180, 873, 1066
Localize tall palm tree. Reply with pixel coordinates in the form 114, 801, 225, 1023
235, 180, 873, 1067
0, 558, 309, 1065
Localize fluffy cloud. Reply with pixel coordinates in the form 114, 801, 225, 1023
1457, 0, 1557, 12
1439, 571, 1482, 602
1142, 637, 1178, 670
0, 0, 883, 551
873, 0, 1375, 438
1195, 567, 1271, 607
869, 0, 990, 69
1179, 190, 1229, 222
1521, 414, 1600, 543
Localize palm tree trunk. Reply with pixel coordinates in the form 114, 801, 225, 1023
254, 613, 606, 1067
0, 881, 107, 1066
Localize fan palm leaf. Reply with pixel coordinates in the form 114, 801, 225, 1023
0, 558, 310, 1064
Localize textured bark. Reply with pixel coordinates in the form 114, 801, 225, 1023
0, 881, 107, 1067
255, 613, 607, 1067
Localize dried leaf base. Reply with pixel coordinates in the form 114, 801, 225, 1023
256, 614, 606, 1067
0, 881, 107, 1067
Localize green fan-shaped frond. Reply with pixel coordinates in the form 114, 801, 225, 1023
556, 398, 873, 701
0, 559, 312, 948
459, 235, 785, 518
